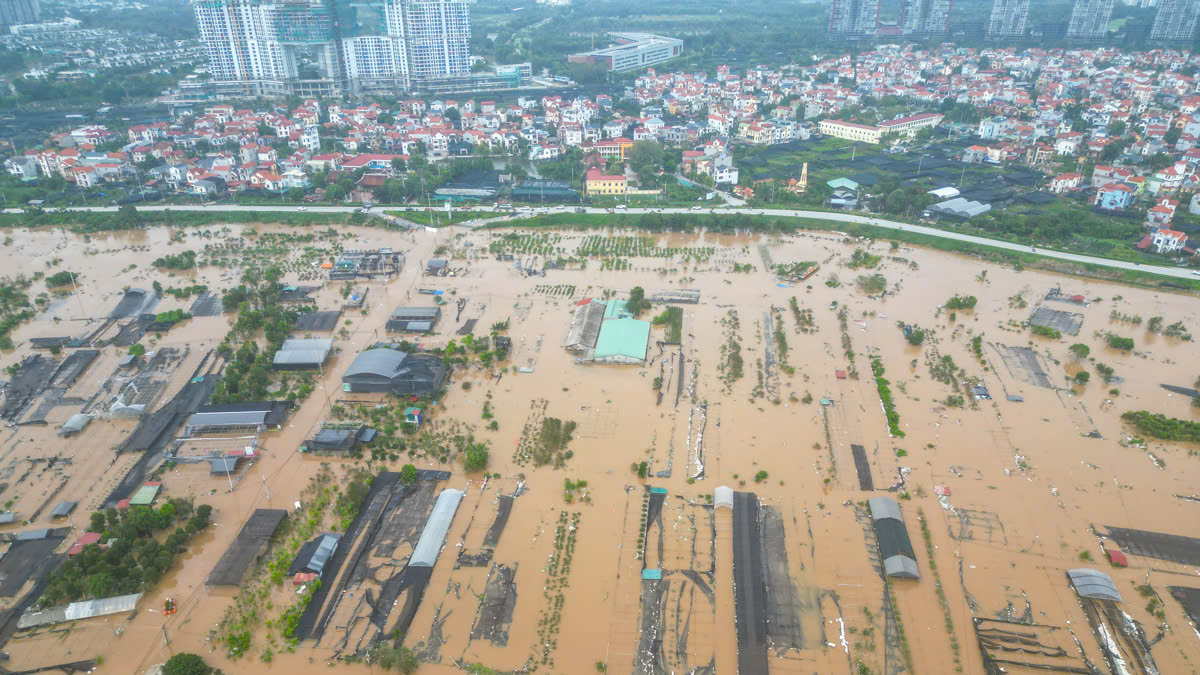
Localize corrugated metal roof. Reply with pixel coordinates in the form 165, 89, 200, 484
1068, 568, 1122, 602
280, 338, 333, 351
565, 300, 606, 351
868, 496, 903, 522
869, 497, 919, 580
391, 306, 440, 319
130, 483, 160, 506
883, 555, 921, 579
61, 414, 92, 433
18, 592, 143, 629
603, 299, 631, 319
313, 428, 357, 445
592, 318, 650, 362
307, 533, 340, 575
209, 456, 240, 474
410, 488, 464, 567
50, 501, 76, 517
344, 349, 407, 379
714, 486, 733, 509
187, 410, 268, 427
273, 349, 332, 366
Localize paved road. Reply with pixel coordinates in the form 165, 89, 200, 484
9, 203, 1195, 281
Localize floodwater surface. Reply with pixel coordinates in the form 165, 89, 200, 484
0, 222, 1197, 674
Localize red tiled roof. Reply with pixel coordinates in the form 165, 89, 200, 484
585, 168, 625, 182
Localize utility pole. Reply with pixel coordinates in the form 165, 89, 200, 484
62, 228, 87, 321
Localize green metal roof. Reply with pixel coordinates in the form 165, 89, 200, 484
827, 177, 859, 190
592, 319, 649, 361
603, 299, 630, 319
130, 484, 160, 506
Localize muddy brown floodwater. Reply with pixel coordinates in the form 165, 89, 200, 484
0, 222, 1198, 675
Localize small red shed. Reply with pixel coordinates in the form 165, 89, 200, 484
1106, 548, 1128, 567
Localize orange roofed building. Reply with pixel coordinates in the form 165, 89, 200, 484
585, 167, 627, 195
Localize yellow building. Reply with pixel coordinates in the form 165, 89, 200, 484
585, 168, 627, 195
818, 119, 882, 144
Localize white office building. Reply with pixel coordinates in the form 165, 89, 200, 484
567, 33, 682, 72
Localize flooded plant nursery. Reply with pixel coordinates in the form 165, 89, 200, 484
0, 218, 1197, 675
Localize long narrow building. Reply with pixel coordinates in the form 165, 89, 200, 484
1149, 0, 1200, 42
986, 0, 1030, 39
1065, 0, 1114, 40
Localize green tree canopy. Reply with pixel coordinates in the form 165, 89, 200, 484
162, 652, 216, 675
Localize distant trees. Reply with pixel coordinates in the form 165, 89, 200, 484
45, 271, 78, 287
944, 295, 977, 311
1106, 334, 1134, 350
626, 286, 650, 316
629, 141, 665, 187
41, 500, 211, 607
1031, 325, 1061, 339
399, 463, 418, 485
882, 186, 932, 217
162, 653, 218, 675
463, 442, 489, 472
1122, 410, 1200, 442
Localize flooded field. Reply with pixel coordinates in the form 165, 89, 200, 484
0, 220, 1198, 674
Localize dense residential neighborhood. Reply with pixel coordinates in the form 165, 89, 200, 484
10, 44, 1200, 261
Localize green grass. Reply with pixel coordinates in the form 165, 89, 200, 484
0, 209, 392, 232
386, 209, 503, 226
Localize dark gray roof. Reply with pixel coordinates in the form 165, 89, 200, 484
209, 456, 240, 475
50, 501, 77, 518
1068, 568, 1122, 602
869, 497, 919, 580
295, 310, 342, 332
290, 533, 341, 576
344, 348, 409, 379
195, 401, 292, 427
868, 496, 903, 522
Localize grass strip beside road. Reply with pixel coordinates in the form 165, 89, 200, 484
0, 209, 391, 231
